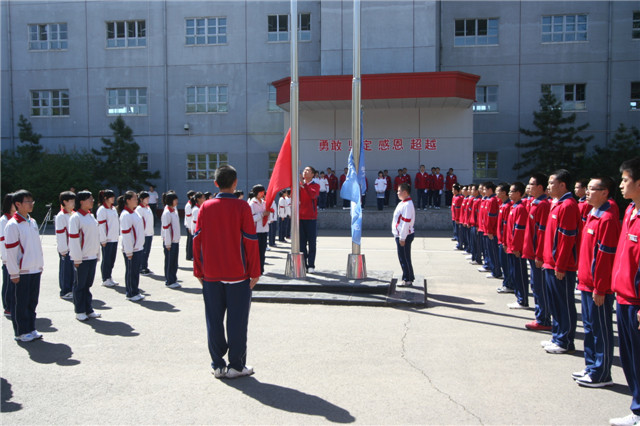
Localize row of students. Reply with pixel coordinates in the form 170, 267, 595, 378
450, 159, 640, 426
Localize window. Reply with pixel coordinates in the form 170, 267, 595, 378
187, 153, 228, 180
454, 18, 498, 46
107, 88, 147, 115
268, 85, 280, 112
31, 90, 69, 116
268, 152, 278, 177
633, 11, 640, 39
28, 23, 67, 50
106, 20, 146, 48
186, 85, 228, 113
541, 15, 587, 43
185, 17, 227, 45
542, 84, 586, 111
138, 153, 149, 171
631, 82, 640, 110
473, 86, 498, 112
268, 13, 310, 42
474, 152, 498, 179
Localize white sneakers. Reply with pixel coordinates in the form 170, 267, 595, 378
507, 302, 528, 309
225, 366, 255, 379
76, 313, 89, 321
167, 282, 182, 289
14, 330, 44, 342
126, 294, 145, 302
609, 414, 640, 426
60, 292, 73, 300
102, 278, 118, 287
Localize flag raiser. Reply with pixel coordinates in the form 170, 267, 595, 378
263, 128, 292, 226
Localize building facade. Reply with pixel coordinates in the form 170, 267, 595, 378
1, 1, 638, 195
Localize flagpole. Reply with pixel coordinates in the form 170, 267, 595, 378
346, 0, 366, 279
285, 0, 306, 278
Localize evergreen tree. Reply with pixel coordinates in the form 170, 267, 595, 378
93, 116, 160, 194
16, 114, 43, 160
514, 92, 593, 178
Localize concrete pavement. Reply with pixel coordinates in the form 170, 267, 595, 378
1, 230, 633, 425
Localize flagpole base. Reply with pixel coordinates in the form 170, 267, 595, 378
285, 253, 307, 279
346, 254, 367, 280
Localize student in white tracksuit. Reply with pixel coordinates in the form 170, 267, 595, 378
96, 190, 119, 287
136, 191, 154, 275
4, 189, 44, 342
184, 190, 195, 261
69, 191, 102, 321
55, 191, 76, 299
249, 185, 269, 274
392, 183, 416, 287
117, 191, 145, 301
161, 192, 181, 288
1, 193, 15, 317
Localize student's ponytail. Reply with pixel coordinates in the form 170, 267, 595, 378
163, 191, 178, 207
116, 195, 126, 215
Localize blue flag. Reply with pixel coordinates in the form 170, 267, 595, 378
339, 110, 365, 246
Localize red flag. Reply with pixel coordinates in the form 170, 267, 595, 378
262, 128, 292, 226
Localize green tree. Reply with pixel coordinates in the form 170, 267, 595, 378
92, 116, 160, 194
514, 92, 593, 178
16, 114, 43, 160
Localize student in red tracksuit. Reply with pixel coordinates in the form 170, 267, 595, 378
522, 173, 552, 331
483, 182, 501, 279
445, 168, 457, 207
415, 165, 428, 210
575, 178, 590, 228
609, 158, 640, 426
193, 165, 260, 380
433, 167, 445, 208
573, 176, 620, 388
340, 167, 349, 208
505, 182, 529, 309
496, 183, 513, 294
541, 169, 581, 354
299, 166, 320, 272
452, 184, 463, 246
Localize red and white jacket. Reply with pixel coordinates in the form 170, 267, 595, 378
135, 205, 154, 237
161, 206, 181, 248
55, 208, 73, 255
522, 195, 550, 262
193, 193, 260, 283
0, 213, 11, 264
299, 181, 320, 220
577, 201, 620, 295
4, 213, 44, 279
69, 209, 100, 262
120, 207, 145, 256
392, 197, 415, 241
497, 199, 512, 246
96, 204, 120, 244
542, 193, 580, 273
506, 200, 527, 254
612, 202, 640, 305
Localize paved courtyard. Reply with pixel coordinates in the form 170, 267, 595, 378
1, 230, 632, 425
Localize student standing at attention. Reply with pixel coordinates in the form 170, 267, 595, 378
184, 190, 196, 261
136, 191, 154, 276
118, 191, 145, 301
393, 183, 415, 287
55, 191, 76, 300
96, 190, 119, 288
161, 191, 181, 289
4, 190, 44, 342
69, 191, 102, 321
1, 193, 15, 318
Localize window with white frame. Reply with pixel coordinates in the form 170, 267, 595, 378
542, 83, 586, 111
268, 152, 278, 177
187, 153, 228, 181
185, 17, 227, 45
28, 23, 67, 50
186, 85, 228, 113
106, 20, 146, 48
633, 11, 640, 39
31, 90, 69, 116
541, 15, 587, 43
267, 13, 311, 42
138, 153, 149, 171
473, 86, 498, 112
107, 88, 147, 115
454, 18, 498, 46
474, 152, 498, 179
268, 85, 281, 112
631, 82, 640, 110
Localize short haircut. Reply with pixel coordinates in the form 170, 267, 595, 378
186, 190, 196, 198
483, 181, 496, 192
75, 190, 93, 210
551, 169, 572, 190
399, 183, 411, 194
397, 169, 403, 173
215, 165, 237, 189
163, 191, 178, 207
233, 189, 244, 198
620, 157, 640, 181
511, 182, 525, 195
138, 190, 150, 201
59, 190, 76, 205
497, 183, 510, 193
306, 166, 317, 174
2, 193, 14, 215
251, 184, 266, 199
576, 178, 589, 188
12, 189, 33, 205
452, 183, 461, 191
530, 172, 548, 188
591, 176, 616, 198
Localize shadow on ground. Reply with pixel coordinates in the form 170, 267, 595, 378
223, 377, 355, 423
1, 378, 22, 413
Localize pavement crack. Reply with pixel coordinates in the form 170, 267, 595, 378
400, 313, 484, 425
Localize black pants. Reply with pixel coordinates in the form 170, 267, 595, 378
12, 272, 40, 336
74, 259, 97, 314
257, 233, 267, 274
395, 234, 415, 282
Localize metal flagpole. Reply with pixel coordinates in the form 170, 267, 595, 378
285, 0, 306, 278
346, 0, 366, 279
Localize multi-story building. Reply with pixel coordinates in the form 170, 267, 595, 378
1, 1, 638, 195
